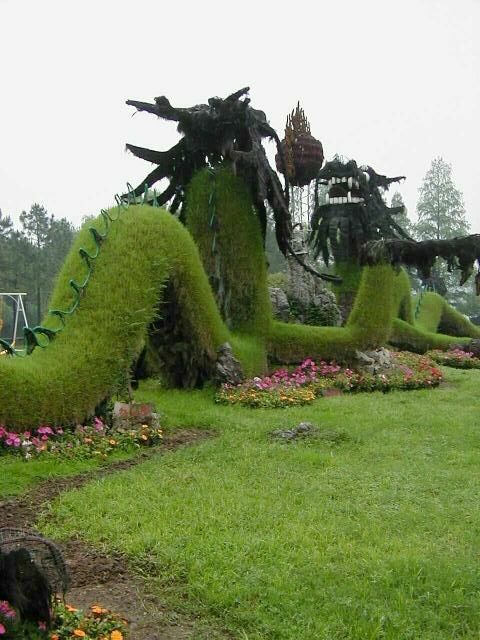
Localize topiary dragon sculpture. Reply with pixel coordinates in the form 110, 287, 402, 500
1, 89, 479, 430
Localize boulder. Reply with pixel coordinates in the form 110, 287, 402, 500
214, 342, 244, 386
354, 347, 394, 375
112, 401, 160, 431
269, 287, 290, 322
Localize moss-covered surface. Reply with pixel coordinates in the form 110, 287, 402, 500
186, 166, 272, 337
269, 265, 396, 362
0, 206, 230, 429
390, 289, 480, 352
1, 169, 479, 429
392, 268, 415, 324
331, 260, 363, 322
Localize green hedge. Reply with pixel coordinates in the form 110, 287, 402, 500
268, 265, 397, 362
2, 169, 478, 430
0, 206, 230, 429
186, 166, 272, 337
390, 289, 479, 352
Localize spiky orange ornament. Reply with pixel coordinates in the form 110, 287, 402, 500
275, 102, 324, 187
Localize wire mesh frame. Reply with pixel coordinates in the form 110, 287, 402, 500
0, 293, 29, 344
0, 527, 70, 596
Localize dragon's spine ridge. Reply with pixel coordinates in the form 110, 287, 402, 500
0, 185, 156, 357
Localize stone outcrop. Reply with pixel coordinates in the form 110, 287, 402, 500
269, 229, 342, 326
269, 287, 290, 322
353, 347, 394, 375
214, 342, 244, 386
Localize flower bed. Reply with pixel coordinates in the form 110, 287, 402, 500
216, 354, 443, 408
426, 348, 480, 369
0, 419, 162, 461
0, 599, 127, 639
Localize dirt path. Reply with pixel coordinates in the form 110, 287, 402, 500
0, 429, 226, 640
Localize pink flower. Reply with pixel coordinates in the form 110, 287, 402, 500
0, 601, 15, 618
37, 426, 53, 435
0, 622, 5, 634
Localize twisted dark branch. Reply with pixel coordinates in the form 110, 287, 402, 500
360, 235, 480, 293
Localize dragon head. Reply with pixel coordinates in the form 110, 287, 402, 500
317, 158, 405, 207
310, 158, 410, 265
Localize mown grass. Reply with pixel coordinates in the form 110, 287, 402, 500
0, 449, 140, 498
41, 368, 480, 639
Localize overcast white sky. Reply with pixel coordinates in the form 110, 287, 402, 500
1, 0, 479, 231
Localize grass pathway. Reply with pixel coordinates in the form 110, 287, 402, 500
41, 368, 480, 639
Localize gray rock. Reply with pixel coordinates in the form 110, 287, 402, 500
270, 422, 348, 444
112, 401, 159, 430
284, 229, 342, 326
354, 348, 394, 375
269, 287, 290, 322
214, 342, 244, 386
354, 350, 375, 366
270, 421, 315, 441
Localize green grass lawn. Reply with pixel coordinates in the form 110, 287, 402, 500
41, 368, 480, 639
0, 449, 142, 499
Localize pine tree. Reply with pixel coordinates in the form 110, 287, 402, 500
390, 191, 412, 236
414, 158, 476, 311
415, 157, 469, 240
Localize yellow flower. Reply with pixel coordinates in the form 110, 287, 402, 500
51, 635, 60, 640
109, 439, 117, 445
111, 631, 124, 640
140, 434, 148, 440
73, 630, 86, 638
66, 604, 78, 612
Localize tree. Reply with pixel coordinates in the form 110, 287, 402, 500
413, 158, 478, 313
390, 191, 412, 237
415, 157, 469, 240
0, 209, 14, 272
19, 204, 50, 324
